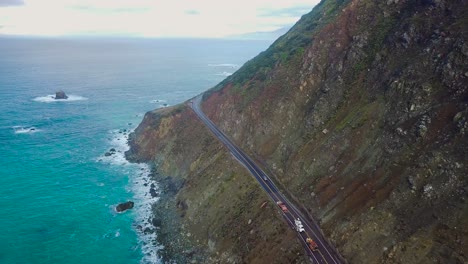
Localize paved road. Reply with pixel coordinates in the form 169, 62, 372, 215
189, 96, 344, 264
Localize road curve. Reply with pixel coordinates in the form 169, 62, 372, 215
189, 96, 344, 264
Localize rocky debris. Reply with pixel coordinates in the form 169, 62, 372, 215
401, 32, 411, 48
407, 175, 417, 190
150, 186, 158, 198
104, 148, 117, 157
416, 115, 431, 137
453, 111, 467, 135
54, 90, 68, 99
116, 201, 134, 212
148, 175, 198, 264
396, 127, 406, 136
423, 184, 435, 199
151, 217, 161, 227
176, 199, 188, 210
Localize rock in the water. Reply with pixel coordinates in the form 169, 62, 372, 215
55, 90, 68, 99
151, 217, 161, 227
150, 187, 158, 198
116, 201, 134, 212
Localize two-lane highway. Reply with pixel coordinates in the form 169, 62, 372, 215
189, 96, 343, 264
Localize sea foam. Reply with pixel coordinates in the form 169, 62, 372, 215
149, 99, 169, 108
98, 127, 161, 264
13, 126, 40, 134
33, 94, 88, 103
149, 99, 166, 104
216, 72, 233, 77
208, 63, 239, 68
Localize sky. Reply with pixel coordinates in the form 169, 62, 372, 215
0, 0, 320, 38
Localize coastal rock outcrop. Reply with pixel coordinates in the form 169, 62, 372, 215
116, 201, 134, 212
54, 90, 68, 99
104, 148, 116, 157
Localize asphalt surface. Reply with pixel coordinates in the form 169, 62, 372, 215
189, 96, 344, 264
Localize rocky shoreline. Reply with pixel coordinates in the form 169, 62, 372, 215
123, 128, 193, 263
136, 166, 205, 263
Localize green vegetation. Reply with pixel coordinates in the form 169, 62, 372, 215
205, 0, 351, 98
353, 15, 396, 75
335, 101, 377, 131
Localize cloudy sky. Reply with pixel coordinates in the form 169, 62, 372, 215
0, 0, 320, 38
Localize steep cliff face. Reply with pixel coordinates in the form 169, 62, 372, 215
128, 0, 468, 263
127, 105, 306, 263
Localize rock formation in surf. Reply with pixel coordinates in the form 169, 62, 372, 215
55, 90, 68, 99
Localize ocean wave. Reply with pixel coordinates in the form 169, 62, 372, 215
33, 94, 88, 103
208, 63, 239, 68
149, 99, 169, 108
215, 72, 233, 77
149, 99, 166, 104
13, 126, 40, 134
97, 128, 162, 264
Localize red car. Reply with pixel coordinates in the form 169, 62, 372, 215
276, 201, 289, 213
306, 238, 318, 251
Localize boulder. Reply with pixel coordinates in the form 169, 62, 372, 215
150, 187, 158, 197
55, 90, 68, 99
116, 201, 134, 212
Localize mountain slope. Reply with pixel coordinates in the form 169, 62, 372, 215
127, 0, 468, 263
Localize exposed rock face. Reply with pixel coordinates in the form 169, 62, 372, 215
127, 0, 468, 263
104, 148, 116, 157
116, 201, 134, 212
54, 90, 68, 99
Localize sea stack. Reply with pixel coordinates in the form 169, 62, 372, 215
55, 90, 68, 99
116, 201, 134, 212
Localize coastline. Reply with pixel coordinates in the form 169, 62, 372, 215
146, 170, 202, 263
100, 127, 164, 263
125, 145, 204, 263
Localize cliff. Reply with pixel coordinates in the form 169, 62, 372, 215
127, 0, 468, 263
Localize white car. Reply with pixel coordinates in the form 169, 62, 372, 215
295, 218, 305, 233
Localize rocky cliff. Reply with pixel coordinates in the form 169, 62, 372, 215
127, 0, 468, 263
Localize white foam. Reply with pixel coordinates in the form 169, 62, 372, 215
130, 165, 162, 264
33, 94, 88, 103
208, 63, 239, 68
149, 99, 167, 104
13, 126, 41, 134
216, 72, 233, 77
97, 128, 162, 264
149, 99, 169, 108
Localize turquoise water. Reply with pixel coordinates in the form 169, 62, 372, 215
0, 37, 270, 264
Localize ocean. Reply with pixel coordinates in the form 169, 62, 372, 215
0, 37, 270, 264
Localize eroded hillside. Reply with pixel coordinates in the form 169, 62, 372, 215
127, 0, 468, 263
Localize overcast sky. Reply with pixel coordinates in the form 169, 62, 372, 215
0, 0, 320, 38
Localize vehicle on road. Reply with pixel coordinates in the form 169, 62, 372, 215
276, 201, 288, 213
262, 176, 268, 181
295, 218, 305, 232
306, 238, 318, 251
